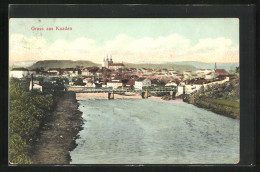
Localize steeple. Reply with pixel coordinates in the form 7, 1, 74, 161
102, 57, 105, 67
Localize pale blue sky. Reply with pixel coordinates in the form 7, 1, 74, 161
9, 18, 239, 63
10, 18, 239, 45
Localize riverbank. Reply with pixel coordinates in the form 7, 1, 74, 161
184, 78, 240, 119
187, 97, 239, 119
30, 92, 83, 164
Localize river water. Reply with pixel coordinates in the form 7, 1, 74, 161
70, 98, 239, 164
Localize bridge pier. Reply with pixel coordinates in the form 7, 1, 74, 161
170, 91, 176, 100
142, 90, 149, 99
108, 91, 114, 100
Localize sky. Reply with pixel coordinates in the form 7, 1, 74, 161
9, 18, 239, 64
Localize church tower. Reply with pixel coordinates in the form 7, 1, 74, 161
102, 57, 105, 67
214, 62, 217, 79
104, 55, 109, 68
109, 55, 113, 66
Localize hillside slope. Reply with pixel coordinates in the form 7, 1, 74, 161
173, 61, 239, 72
28, 60, 198, 72
125, 63, 197, 72
185, 77, 240, 119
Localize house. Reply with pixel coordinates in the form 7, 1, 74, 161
215, 69, 229, 76
29, 80, 43, 92
196, 69, 214, 78
83, 78, 91, 84
183, 71, 192, 79
165, 81, 178, 87
63, 68, 76, 77
107, 81, 123, 89
81, 68, 90, 76
176, 85, 185, 96
151, 79, 158, 86
86, 81, 96, 88
134, 78, 151, 90
126, 79, 136, 88
175, 74, 184, 79
191, 74, 198, 79
48, 68, 61, 75
10, 68, 29, 78
205, 72, 215, 80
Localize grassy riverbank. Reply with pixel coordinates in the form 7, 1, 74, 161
31, 92, 83, 164
9, 77, 83, 164
184, 77, 240, 119
9, 78, 53, 164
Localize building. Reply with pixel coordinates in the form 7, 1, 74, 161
29, 80, 42, 92
215, 69, 229, 76
103, 56, 125, 69
183, 71, 192, 79
196, 69, 214, 78
126, 79, 136, 88
10, 68, 29, 78
176, 85, 185, 96
165, 81, 178, 87
107, 81, 123, 89
134, 78, 151, 90
48, 68, 61, 75
205, 72, 215, 80
81, 68, 90, 76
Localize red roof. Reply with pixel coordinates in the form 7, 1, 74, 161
110, 63, 125, 66
136, 78, 148, 81
126, 79, 136, 86
215, 69, 229, 75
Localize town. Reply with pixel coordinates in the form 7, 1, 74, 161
10, 56, 234, 97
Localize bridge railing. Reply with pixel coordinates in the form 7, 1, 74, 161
68, 86, 177, 92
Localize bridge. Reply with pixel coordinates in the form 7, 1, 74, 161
66, 86, 177, 99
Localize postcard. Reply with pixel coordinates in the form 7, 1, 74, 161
9, 18, 240, 164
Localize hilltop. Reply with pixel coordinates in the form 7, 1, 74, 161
28, 60, 100, 69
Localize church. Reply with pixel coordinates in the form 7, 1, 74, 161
102, 56, 125, 70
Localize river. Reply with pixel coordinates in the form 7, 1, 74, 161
70, 98, 239, 164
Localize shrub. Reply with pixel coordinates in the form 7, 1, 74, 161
9, 78, 53, 164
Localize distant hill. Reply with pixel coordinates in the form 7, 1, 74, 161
124, 63, 197, 72
172, 61, 239, 72
29, 60, 100, 70
10, 61, 37, 67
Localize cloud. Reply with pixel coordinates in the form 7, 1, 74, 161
9, 33, 239, 63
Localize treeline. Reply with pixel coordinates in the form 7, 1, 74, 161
9, 78, 53, 164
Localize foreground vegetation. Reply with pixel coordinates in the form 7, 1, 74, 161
9, 78, 54, 164
184, 77, 240, 119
